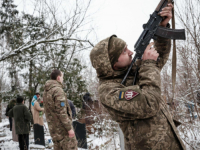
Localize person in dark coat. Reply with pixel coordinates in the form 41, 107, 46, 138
82, 92, 92, 109
5, 99, 16, 131
9, 96, 32, 150
83, 93, 92, 102
68, 99, 76, 119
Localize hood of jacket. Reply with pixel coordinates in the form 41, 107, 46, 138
90, 35, 128, 79
44, 80, 63, 92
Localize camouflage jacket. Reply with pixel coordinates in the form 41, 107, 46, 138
90, 35, 185, 150
43, 80, 73, 142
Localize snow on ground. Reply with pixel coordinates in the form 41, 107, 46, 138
0, 120, 9, 128
0, 119, 20, 150
0, 119, 120, 150
88, 134, 120, 150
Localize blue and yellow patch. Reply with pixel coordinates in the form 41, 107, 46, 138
119, 91, 124, 100
61, 102, 65, 107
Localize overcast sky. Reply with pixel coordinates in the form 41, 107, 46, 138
89, 0, 160, 47
13, 0, 162, 51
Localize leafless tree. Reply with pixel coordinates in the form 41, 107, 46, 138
0, 0, 95, 116
161, 0, 200, 149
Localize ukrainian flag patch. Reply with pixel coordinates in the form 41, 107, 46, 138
119, 91, 124, 100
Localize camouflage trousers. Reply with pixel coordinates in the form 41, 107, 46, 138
53, 136, 78, 150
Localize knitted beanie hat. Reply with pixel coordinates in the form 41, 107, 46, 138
108, 35, 126, 67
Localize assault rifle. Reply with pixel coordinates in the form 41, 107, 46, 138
121, 0, 186, 85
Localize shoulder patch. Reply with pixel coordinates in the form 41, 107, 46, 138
124, 90, 139, 100
61, 102, 65, 107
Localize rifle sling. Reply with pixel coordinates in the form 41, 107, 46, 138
171, 0, 176, 109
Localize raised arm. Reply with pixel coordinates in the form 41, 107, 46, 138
154, 36, 171, 70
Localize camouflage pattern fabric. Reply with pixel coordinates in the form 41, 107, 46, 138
43, 80, 77, 150
108, 35, 126, 67
90, 35, 186, 150
54, 136, 78, 150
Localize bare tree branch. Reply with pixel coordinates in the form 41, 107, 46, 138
0, 37, 93, 61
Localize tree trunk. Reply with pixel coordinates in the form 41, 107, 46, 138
29, 59, 33, 110
0, 98, 2, 122
198, 48, 200, 80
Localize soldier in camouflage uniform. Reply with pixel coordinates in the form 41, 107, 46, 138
90, 3, 185, 150
43, 69, 78, 150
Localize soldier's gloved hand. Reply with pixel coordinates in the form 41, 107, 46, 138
68, 129, 75, 138
142, 42, 159, 61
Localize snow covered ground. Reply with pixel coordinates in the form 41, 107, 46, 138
0, 119, 120, 150
2, 114, 200, 149
0, 119, 47, 150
